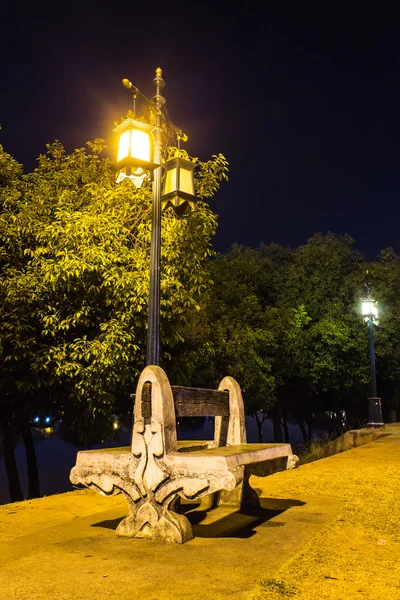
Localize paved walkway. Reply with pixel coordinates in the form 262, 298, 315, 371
0, 425, 399, 600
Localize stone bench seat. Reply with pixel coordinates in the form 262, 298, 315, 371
73, 442, 292, 493
70, 366, 298, 543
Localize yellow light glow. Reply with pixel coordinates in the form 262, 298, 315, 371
113, 421, 119, 430
130, 130, 151, 162
179, 168, 194, 194
117, 128, 151, 163
164, 165, 194, 195
165, 168, 177, 194
118, 130, 131, 161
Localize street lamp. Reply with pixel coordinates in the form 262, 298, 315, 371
361, 289, 384, 428
113, 68, 197, 366
114, 116, 157, 187
162, 154, 197, 216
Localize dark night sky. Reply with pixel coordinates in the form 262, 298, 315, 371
1, 2, 400, 258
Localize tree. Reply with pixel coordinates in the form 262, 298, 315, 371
369, 248, 400, 419
176, 234, 374, 443
171, 244, 308, 441
0, 139, 228, 501
0, 141, 29, 501
273, 233, 370, 438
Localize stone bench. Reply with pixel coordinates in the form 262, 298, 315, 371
70, 365, 298, 543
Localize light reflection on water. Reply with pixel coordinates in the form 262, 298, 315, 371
0, 416, 305, 506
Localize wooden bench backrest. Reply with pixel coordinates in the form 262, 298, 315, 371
132, 366, 246, 454
171, 386, 230, 417
138, 385, 230, 418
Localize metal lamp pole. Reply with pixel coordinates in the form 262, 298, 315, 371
146, 68, 165, 366
367, 315, 383, 427
361, 291, 384, 428
368, 315, 377, 400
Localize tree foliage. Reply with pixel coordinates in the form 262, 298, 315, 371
0, 139, 225, 448
174, 233, 399, 441
3, 133, 400, 499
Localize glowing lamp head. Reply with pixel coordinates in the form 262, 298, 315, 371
117, 126, 151, 163
361, 298, 378, 321
113, 116, 158, 187
161, 156, 197, 216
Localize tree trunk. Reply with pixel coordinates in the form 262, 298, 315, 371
22, 420, 41, 499
306, 419, 313, 442
255, 412, 264, 442
2, 421, 24, 502
282, 408, 290, 443
296, 415, 309, 444
272, 405, 283, 443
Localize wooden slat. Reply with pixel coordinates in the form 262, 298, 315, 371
171, 386, 229, 417
141, 382, 152, 418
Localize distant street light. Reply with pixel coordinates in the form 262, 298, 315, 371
113, 68, 197, 366
361, 287, 384, 428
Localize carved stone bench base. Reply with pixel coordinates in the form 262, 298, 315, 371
117, 496, 193, 543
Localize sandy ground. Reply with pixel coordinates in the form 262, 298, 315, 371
0, 425, 399, 600
249, 423, 400, 600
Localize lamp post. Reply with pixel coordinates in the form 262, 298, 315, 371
113, 68, 198, 366
361, 290, 384, 428
146, 68, 164, 366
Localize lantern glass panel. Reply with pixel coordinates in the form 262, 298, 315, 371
362, 300, 378, 317
165, 168, 177, 194
118, 130, 131, 161
130, 129, 151, 163
361, 301, 372, 316
179, 168, 194, 194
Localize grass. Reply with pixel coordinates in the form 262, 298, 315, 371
293, 430, 341, 463
257, 579, 298, 597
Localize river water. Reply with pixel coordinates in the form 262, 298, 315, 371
0, 416, 307, 506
